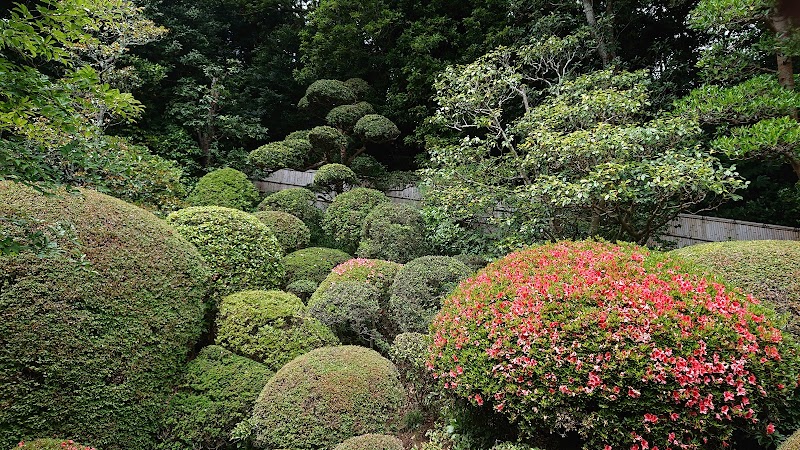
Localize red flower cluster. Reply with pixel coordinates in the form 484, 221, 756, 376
428, 241, 800, 450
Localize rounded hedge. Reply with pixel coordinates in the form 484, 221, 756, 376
251, 346, 405, 449
323, 188, 389, 253
258, 188, 324, 243
308, 281, 383, 347
158, 345, 273, 450
166, 206, 284, 296
305, 79, 357, 109
249, 141, 304, 173
253, 210, 311, 253
353, 114, 400, 144
357, 202, 430, 263
215, 290, 338, 371
14, 440, 97, 450
671, 240, 800, 338
309, 125, 349, 157
185, 168, 260, 211
389, 256, 472, 333
0, 183, 209, 450
312, 163, 359, 194
326, 102, 375, 131
310, 258, 402, 307
333, 434, 403, 450
428, 240, 800, 450
344, 78, 373, 101
286, 279, 319, 302
282, 246, 352, 286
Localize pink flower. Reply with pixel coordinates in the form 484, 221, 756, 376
766, 423, 775, 435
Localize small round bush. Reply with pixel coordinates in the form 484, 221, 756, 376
334, 434, 403, 450
282, 247, 352, 286
185, 168, 260, 210
14, 440, 97, 450
389, 256, 472, 333
305, 79, 357, 109
310, 258, 402, 307
323, 187, 389, 253
428, 240, 800, 450
344, 78, 374, 101
326, 102, 375, 131
251, 346, 405, 449
249, 141, 304, 173
215, 290, 339, 371
357, 202, 430, 263
286, 279, 319, 302
253, 210, 311, 253
309, 125, 349, 157
671, 240, 800, 338
158, 345, 273, 450
258, 188, 324, 242
167, 206, 284, 296
308, 281, 383, 347
353, 114, 401, 144
312, 163, 359, 194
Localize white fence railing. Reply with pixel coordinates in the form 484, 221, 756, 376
254, 169, 800, 248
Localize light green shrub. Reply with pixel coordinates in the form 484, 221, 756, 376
185, 168, 260, 211
248, 142, 304, 173
333, 434, 403, 450
322, 188, 389, 253
357, 202, 430, 263
312, 163, 359, 195
282, 247, 352, 286
258, 188, 324, 244
253, 210, 311, 253
286, 279, 319, 302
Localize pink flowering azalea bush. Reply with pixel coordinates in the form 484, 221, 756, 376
428, 240, 800, 450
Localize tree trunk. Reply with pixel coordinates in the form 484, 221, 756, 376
581, 0, 613, 67
768, 11, 797, 117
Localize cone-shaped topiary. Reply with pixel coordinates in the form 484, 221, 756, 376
215, 290, 338, 371
185, 168, 260, 210
258, 188, 324, 244
322, 188, 389, 253
253, 210, 311, 254
167, 206, 284, 296
333, 434, 403, 450
250, 346, 405, 449
357, 202, 430, 263
282, 247, 352, 286
157, 345, 273, 450
0, 183, 210, 450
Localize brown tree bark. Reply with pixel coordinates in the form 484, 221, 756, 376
581, 0, 614, 67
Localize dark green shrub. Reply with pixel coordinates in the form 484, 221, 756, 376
326, 102, 375, 131
258, 188, 324, 243
253, 210, 311, 253
312, 163, 359, 195
671, 240, 800, 338
333, 434, 403, 450
357, 203, 430, 263
309, 125, 349, 158
157, 345, 273, 450
323, 188, 389, 253
286, 130, 311, 141
0, 183, 209, 450
167, 206, 284, 296
343, 78, 374, 101
308, 281, 383, 348
282, 247, 352, 286
389, 256, 472, 333
454, 253, 490, 271
215, 290, 338, 370
286, 279, 319, 302
780, 430, 800, 450
353, 114, 401, 144
251, 346, 405, 449
304, 79, 357, 109
185, 168, 260, 211
14, 439, 97, 450
248, 142, 304, 173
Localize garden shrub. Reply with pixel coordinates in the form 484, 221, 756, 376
671, 240, 800, 338
215, 290, 338, 371
353, 114, 401, 144
322, 187, 389, 253
390, 333, 434, 408
258, 188, 324, 243
357, 202, 430, 263
250, 346, 405, 449
780, 430, 800, 450
253, 210, 310, 253
389, 256, 472, 333
454, 253, 490, 271
185, 168, 260, 211
326, 102, 375, 131
167, 206, 283, 296
248, 142, 304, 173
428, 240, 800, 450
310, 258, 402, 307
286, 279, 319, 302
308, 281, 384, 347
333, 434, 403, 450
312, 163, 359, 195
14, 440, 97, 450
0, 183, 209, 450
282, 246, 352, 286
157, 345, 273, 450
303, 79, 357, 110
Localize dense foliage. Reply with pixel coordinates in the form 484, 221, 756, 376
322, 188, 389, 253
158, 345, 273, 450
333, 434, 404, 450
428, 240, 800, 450
166, 206, 284, 296
0, 183, 209, 450
310, 258, 402, 307
14, 440, 97, 450
258, 188, 325, 244
250, 346, 405, 449
357, 202, 429, 263
185, 168, 260, 210
282, 246, 352, 286
215, 290, 338, 370
253, 210, 311, 253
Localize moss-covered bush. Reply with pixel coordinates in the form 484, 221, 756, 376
215, 290, 338, 371
166, 206, 284, 296
251, 346, 405, 449
258, 188, 324, 243
671, 240, 800, 338
322, 188, 389, 253
253, 210, 310, 253
333, 434, 403, 450
185, 168, 260, 210
157, 345, 273, 450
780, 430, 800, 450
282, 246, 352, 286
286, 279, 319, 302
389, 256, 472, 333
308, 281, 383, 347
357, 203, 430, 263
312, 163, 359, 195
0, 183, 209, 450
248, 142, 304, 173
14, 440, 97, 450
429, 240, 800, 450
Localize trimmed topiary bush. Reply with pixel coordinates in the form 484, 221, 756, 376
429, 240, 800, 450
286, 279, 319, 302
312, 163, 359, 195
166, 206, 284, 296
185, 168, 260, 211
353, 114, 401, 144
258, 188, 324, 243
0, 183, 209, 450
310, 258, 402, 307
250, 346, 405, 449
390, 332, 435, 409
304, 79, 357, 109
308, 281, 383, 347
249, 142, 304, 173
322, 187, 389, 253
357, 203, 430, 263
253, 210, 311, 253
282, 247, 352, 286
389, 256, 472, 333
14, 440, 97, 450
215, 290, 338, 371
671, 240, 800, 338
326, 102, 375, 131
333, 434, 403, 450
157, 345, 273, 450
